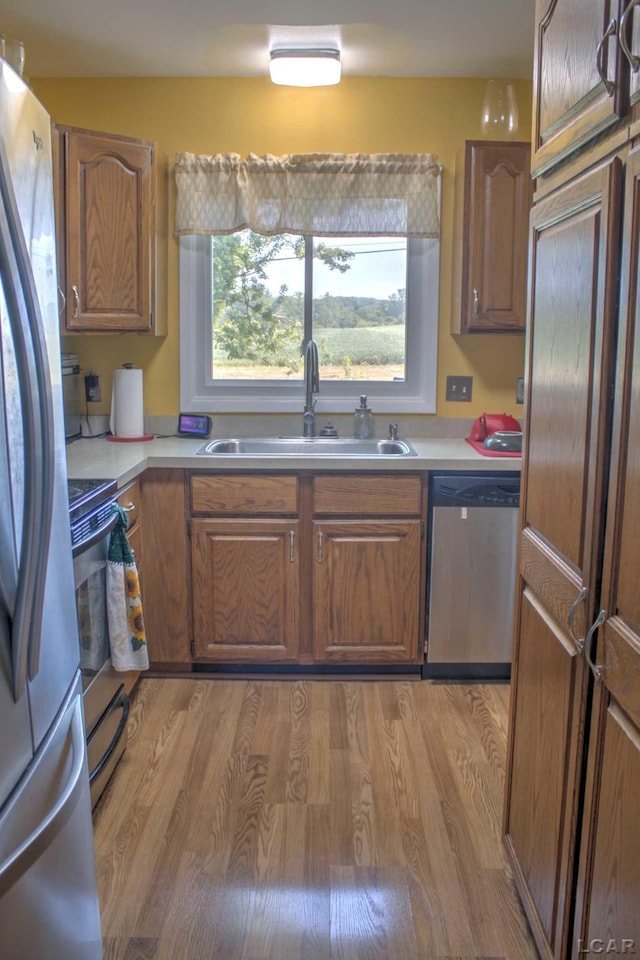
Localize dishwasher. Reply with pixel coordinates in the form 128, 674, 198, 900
423, 472, 520, 680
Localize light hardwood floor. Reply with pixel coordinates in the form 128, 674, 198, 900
94, 678, 539, 960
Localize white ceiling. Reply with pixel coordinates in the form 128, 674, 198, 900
1, 0, 535, 80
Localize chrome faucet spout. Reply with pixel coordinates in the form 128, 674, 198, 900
303, 339, 320, 437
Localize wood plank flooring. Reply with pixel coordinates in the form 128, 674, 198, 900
94, 678, 538, 960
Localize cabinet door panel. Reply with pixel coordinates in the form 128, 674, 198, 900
192, 519, 299, 662
505, 158, 621, 960
313, 475, 421, 516
523, 160, 620, 605
623, 0, 640, 107
507, 590, 588, 949
191, 474, 298, 515
65, 131, 154, 331
532, 0, 627, 176
141, 469, 191, 667
576, 702, 640, 956
460, 140, 531, 332
598, 149, 640, 721
572, 149, 640, 957
313, 520, 420, 663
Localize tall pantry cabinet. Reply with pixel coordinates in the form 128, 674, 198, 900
504, 2, 640, 959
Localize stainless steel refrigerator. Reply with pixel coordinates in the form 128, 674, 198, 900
0, 61, 102, 957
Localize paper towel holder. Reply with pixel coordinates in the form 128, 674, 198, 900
108, 363, 154, 443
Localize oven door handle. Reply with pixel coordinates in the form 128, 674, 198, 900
88, 689, 130, 786
72, 507, 118, 559
0, 138, 55, 699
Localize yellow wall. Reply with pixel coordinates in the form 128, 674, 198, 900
33, 76, 532, 419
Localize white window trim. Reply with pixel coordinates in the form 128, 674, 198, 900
179, 234, 439, 414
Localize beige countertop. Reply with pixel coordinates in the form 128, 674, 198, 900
65, 436, 521, 488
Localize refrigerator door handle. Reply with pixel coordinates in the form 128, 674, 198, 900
0, 695, 86, 898
0, 138, 55, 698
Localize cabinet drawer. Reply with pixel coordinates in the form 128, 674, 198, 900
313, 475, 422, 516
191, 474, 298, 515
118, 479, 141, 529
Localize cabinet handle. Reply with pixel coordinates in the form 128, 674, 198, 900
619, 0, 640, 71
71, 284, 79, 318
596, 18, 618, 96
584, 609, 607, 681
289, 530, 295, 563
317, 530, 324, 563
568, 586, 588, 651
122, 502, 136, 512
472, 288, 480, 318
57, 286, 66, 317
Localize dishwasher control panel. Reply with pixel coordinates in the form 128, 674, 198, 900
430, 475, 520, 508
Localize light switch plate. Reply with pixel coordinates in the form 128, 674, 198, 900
446, 375, 473, 401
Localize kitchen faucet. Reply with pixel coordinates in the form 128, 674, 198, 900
303, 338, 320, 437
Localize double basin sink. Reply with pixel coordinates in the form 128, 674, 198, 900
197, 437, 417, 457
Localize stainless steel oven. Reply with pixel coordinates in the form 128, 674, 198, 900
68, 478, 130, 807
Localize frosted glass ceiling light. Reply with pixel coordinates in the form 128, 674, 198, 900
269, 48, 341, 87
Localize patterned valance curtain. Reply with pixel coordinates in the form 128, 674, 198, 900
174, 152, 441, 238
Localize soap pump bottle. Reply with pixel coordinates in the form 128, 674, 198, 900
353, 395, 374, 439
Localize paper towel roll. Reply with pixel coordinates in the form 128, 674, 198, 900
110, 367, 145, 438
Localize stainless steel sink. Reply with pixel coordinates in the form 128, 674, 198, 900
197, 437, 417, 457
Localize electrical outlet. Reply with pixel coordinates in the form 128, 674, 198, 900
446, 375, 473, 402
84, 374, 101, 403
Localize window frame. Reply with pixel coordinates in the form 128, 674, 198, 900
179, 231, 439, 415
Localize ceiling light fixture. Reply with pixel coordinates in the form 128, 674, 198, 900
269, 48, 341, 87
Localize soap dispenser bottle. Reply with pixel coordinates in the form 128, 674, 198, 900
353, 395, 374, 439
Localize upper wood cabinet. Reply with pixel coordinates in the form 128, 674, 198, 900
531, 0, 628, 178
453, 140, 531, 334
54, 126, 165, 335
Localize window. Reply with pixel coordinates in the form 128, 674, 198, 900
176, 151, 441, 414
180, 230, 439, 414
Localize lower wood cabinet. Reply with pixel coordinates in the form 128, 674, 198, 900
140, 469, 192, 669
313, 519, 421, 663
191, 519, 300, 662
189, 471, 426, 667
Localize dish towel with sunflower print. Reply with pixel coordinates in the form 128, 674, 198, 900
106, 504, 150, 671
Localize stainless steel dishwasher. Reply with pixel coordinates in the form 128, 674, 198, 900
423, 472, 520, 680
